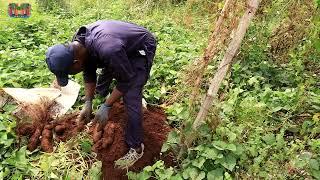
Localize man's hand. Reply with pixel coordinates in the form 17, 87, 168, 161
94, 103, 112, 130
79, 100, 93, 123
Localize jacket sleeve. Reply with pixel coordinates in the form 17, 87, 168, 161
94, 35, 136, 94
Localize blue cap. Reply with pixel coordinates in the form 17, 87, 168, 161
45, 44, 74, 86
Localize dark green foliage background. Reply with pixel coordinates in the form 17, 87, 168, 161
0, 0, 319, 179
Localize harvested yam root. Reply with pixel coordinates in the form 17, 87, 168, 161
92, 122, 103, 152
16, 98, 54, 151
27, 128, 41, 151
41, 125, 54, 152
16, 123, 35, 136
76, 120, 86, 132
93, 131, 103, 143
17, 109, 85, 152
92, 122, 115, 151
54, 124, 66, 135
92, 141, 103, 152
54, 113, 80, 142
102, 123, 115, 149
92, 123, 103, 143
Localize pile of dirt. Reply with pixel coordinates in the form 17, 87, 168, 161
16, 100, 84, 152
91, 102, 172, 180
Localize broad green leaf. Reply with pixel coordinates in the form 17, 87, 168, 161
167, 131, 179, 144
300, 152, 313, 160
207, 168, 224, 180
5, 146, 28, 167
196, 171, 206, 180
311, 169, 320, 179
262, 133, 276, 145
227, 132, 237, 142
143, 165, 154, 172
182, 167, 200, 179
170, 174, 183, 180
155, 167, 174, 179
226, 144, 237, 152
80, 140, 92, 154
0, 122, 6, 131
310, 159, 320, 170
192, 157, 206, 169
212, 141, 227, 151
202, 147, 218, 160
294, 159, 307, 168
224, 172, 232, 180
221, 154, 237, 171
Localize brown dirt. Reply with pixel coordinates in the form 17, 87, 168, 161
91, 102, 172, 180
16, 123, 35, 136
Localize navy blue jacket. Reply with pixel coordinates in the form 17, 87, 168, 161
72, 20, 155, 93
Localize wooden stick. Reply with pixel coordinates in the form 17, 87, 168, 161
190, 0, 235, 102
183, 0, 260, 148
192, 0, 260, 130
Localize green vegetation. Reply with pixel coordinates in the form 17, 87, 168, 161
0, 0, 319, 179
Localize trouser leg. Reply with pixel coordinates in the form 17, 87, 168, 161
123, 55, 152, 149
123, 85, 144, 149
124, 35, 156, 149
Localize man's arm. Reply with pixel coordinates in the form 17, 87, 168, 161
105, 87, 123, 106
79, 59, 97, 122
84, 82, 96, 101
78, 82, 96, 122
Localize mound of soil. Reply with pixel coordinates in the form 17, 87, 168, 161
16, 100, 174, 179
91, 102, 172, 180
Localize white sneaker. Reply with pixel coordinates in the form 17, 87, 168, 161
114, 143, 145, 169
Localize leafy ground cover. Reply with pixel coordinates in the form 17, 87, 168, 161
0, 0, 319, 179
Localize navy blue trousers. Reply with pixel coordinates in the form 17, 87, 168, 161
96, 36, 156, 149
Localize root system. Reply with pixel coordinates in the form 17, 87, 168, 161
16, 99, 83, 152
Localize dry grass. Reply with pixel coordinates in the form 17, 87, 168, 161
16, 97, 55, 127
167, 0, 246, 108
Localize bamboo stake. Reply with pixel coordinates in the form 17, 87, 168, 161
192, 0, 260, 130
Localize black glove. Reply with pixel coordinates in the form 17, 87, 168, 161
94, 103, 112, 126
